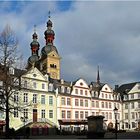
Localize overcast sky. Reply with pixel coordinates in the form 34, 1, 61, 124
0, 1, 140, 87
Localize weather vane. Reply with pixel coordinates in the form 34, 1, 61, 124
48, 11, 51, 19
34, 24, 36, 33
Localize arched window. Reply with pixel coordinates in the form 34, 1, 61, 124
102, 102, 104, 108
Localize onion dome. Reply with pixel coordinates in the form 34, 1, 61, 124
41, 43, 58, 56
30, 25, 40, 56
28, 54, 39, 65
44, 29, 55, 36
44, 19, 55, 46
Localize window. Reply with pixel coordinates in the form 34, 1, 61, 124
125, 103, 128, 109
41, 95, 45, 104
131, 102, 135, 109
138, 112, 140, 118
33, 82, 37, 89
75, 89, 78, 94
23, 109, 28, 118
114, 103, 116, 108
67, 87, 71, 93
33, 94, 37, 103
24, 81, 27, 88
49, 96, 53, 105
138, 102, 140, 108
117, 103, 120, 109
131, 112, 135, 119
49, 110, 53, 118
23, 93, 28, 103
92, 112, 95, 116
124, 95, 128, 100
48, 83, 53, 91
75, 99, 79, 106
102, 112, 104, 117
118, 113, 120, 120
132, 122, 136, 128
109, 94, 111, 99
67, 111, 71, 119
101, 102, 104, 108
109, 112, 112, 119
109, 102, 112, 108
138, 94, 140, 99
9, 67, 14, 75
125, 122, 128, 128
125, 113, 128, 119
14, 79, 19, 86
75, 111, 79, 119
102, 93, 104, 98
105, 112, 108, 120
85, 100, 88, 107
96, 101, 99, 108
80, 99, 83, 107
61, 97, 65, 105
85, 111, 88, 118
61, 86, 64, 93
92, 101, 95, 107
80, 90, 83, 95
0, 81, 3, 86
62, 110, 65, 119
85, 90, 87, 96
105, 102, 108, 108
80, 111, 84, 119
14, 92, 18, 102
67, 98, 71, 105
41, 110, 45, 118
42, 83, 45, 89
131, 94, 134, 99
96, 112, 99, 116
105, 94, 107, 99
14, 108, 18, 118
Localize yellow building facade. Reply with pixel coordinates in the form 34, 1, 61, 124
9, 67, 57, 135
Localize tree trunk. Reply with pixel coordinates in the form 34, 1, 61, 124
5, 97, 9, 138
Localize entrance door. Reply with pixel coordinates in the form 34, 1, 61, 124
33, 109, 37, 122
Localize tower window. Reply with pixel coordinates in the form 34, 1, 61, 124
50, 64, 57, 68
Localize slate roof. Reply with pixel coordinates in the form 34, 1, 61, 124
117, 82, 137, 95
90, 81, 105, 91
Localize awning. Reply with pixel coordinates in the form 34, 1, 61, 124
58, 119, 87, 125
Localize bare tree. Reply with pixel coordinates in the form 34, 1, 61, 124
0, 25, 26, 138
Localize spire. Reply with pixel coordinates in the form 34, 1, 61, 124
34, 24, 36, 33
30, 25, 40, 56
97, 65, 100, 84
48, 11, 51, 19
44, 11, 55, 45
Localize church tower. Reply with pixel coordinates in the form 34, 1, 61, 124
40, 15, 61, 79
27, 25, 40, 69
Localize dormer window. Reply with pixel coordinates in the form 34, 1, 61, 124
61, 86, 64, 93
49, 83, 53, 91
67, 87, 70, 93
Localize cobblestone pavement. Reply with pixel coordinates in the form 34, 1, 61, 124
25, 131, 140, 139
1, 131, 140, 139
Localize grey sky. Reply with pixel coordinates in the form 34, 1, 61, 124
0, 1, 140, 87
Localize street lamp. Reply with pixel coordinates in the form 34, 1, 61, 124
113, 107, 118, 139
20, 116, 28, 138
